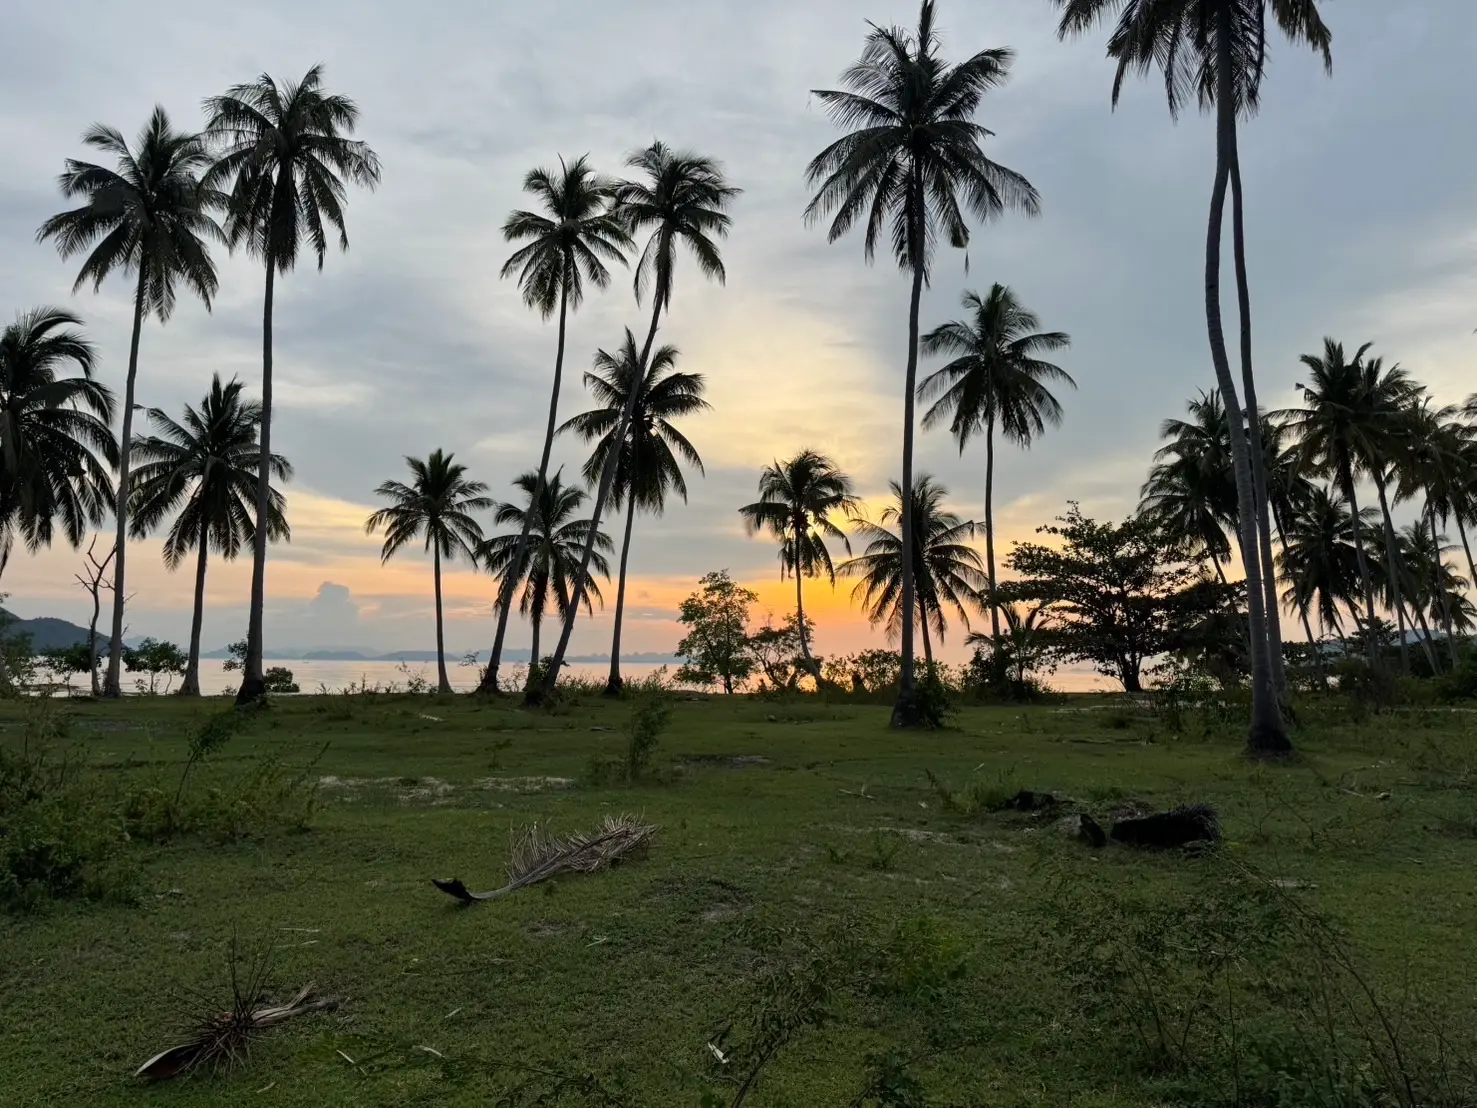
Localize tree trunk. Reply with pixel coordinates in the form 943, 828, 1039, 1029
793, 509, 819, 681
1373, 472, 1412, 674
528, 613, 541, 691
433, 542, 452, 694
480, 283, 570, 695
236, 261, 275, 705
891, 179, 925, 727
1228, 152, 1288, 702
605, 502, 637, 697
1299, 608, 1326, 689
103, 268, 148, 698
1456, 514, 1477, 605
919, 605, 934, 668
87, 559, 104, 698
1208, 20, 1288, 756
535, 293, 664, 704
1343, 467, 1381, 667
1431, 507, 1460, 671
1123, 663, 1143, 695
179, 528, 209, 696
984, 413, 1002, 666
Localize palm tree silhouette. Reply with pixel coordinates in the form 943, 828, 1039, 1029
37, 106, 220, 698
365, 451, 490, 694
920, 285, 1073, 653
560, 330, 708, 694
480, 156, 631, 695
806, 0, 1038, 724
1052, 0, 1332, 757
204, 64, 381, 704
738, 450, 860, 681
841, 475, 986, 666
535, 142, 738, 702
130, 375, 291, 695
1140, 390, 1237, 579
1276, 484, 1371, 647
482, 471, 611, 687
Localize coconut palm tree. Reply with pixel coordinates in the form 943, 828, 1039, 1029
0, 308, 117, 567
129, 375, 291, 695
481, 471, 611, 686
919, 284, 1073, 655
738, 450, 860, 681
534, 142, 738, 702
479, 156, 631, 695
1140, 390, 1238, 578
365, 451, 491, 694
1053, 0, 1331, 758
37, 106, 220, 698
560, 330, 709, 694
840, 475, 987, 665
1276, 484, 1372, 645
807, 0, 1038, 724
203, 64, 381, 704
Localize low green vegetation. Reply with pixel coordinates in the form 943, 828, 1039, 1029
3, 690, 1476, 1106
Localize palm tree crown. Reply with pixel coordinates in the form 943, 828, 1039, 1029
366, 451, 489, 565
739, 450, 859, 586
1140, 389, 1237, 565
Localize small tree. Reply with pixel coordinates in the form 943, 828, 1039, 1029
39, 643, 94, 692
72, 537, 116, 696
222, 638, 296, 693
123, 637, 187, 695
748, 612, 815, 691
674, 570, 757, 694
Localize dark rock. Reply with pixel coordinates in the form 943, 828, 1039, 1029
1056, 813, 1107, 848
1109, 804, 1220, 850
1000, 789, 1058, 813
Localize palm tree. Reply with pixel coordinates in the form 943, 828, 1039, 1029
841, 475, 987, 665
203, 64, 382, 704
807, 0, 1038, 724
1276, 484, 1371, 644
534, 142, 738, 702
481, 471, 612, 684
0, 308, 117, 567
129, 375, 291, 695
478, 156, 631, 695
1053, 0, 1331, 757
1140, 390, 1238, 579
37, 106, 220, 698
365, 451, 491, 694
738, 450, 860, 681
919, 285, 1073, 656
560, 330, 709, 694
1394, 398, 1468, 669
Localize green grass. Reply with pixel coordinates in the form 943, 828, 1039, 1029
3, 691, 1477, 1106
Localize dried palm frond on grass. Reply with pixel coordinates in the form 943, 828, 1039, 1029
433, 814, 658, 903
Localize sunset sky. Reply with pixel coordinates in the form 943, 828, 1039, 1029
0, 1, 1473, 664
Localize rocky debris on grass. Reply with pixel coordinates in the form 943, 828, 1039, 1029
433, 815, 658, 903
999, 789, 1059, 813
678, 754, 771, 769
1055, 812, 1107, 848
1109, 804, 1220, 850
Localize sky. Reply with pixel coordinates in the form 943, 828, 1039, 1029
0, 0, 1474, 663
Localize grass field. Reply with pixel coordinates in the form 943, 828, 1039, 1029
3, 690, 1477, 1107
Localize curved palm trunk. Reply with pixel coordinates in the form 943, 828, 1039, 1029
1208, 20, 1287, 756
983, 415, 1002, 671
1456, 515, 1477, 607
103, 267, 149, 698
433, 542, 452, 694
1430, 508, 1461, 670
1373, 472, 1412, 674
179, 533, 210, 696
535, 295, 665, 704
236, 262, 275, 705
1228, 154, 1288, 701
480, 285, 569, 696
1342, 467, 1381, 666
604, 503, 638, 696
891, 185, 925, 727
919, 607, 934, 669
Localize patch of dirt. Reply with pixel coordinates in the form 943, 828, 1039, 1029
678, 754, 771, 769
528, 921, 565, 939
873, 826, 965, 846
398, 777, 453, 804
473, 776, 576, 793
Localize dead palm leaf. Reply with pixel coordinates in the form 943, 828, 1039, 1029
433, 814, 657, 903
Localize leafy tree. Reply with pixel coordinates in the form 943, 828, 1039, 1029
738, 450, 858, 681
39, 643, 94, 690
675, 570, 757, 694
123, 637, 187, 695
37, 106, 220, 700
840, 475, 986, 665
220, 638, 298, 693
919, 284, 1073, 653
561, 330, 708, 695
365, 450, 491, 694
536, 142, 739, 703
130, 375, 290, 695
204, 64, 382, 705
480, 471, 611, 686
807, 0, 1039, 724
481, 155, 631, 694
748, 612, 815, 691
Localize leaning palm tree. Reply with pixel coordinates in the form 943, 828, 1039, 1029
738, 450, 860, 680
841, 475, 987, 665
478, 156, 631, 695
481, 471, 612, 685
37, 106, 220, 698
129, 375, 291, 695
0, 308, 117, 567
560, 330, 709, 694
203, 64, 382, 704
920, 284, 1073, 652
1053, 0, 1332, 758
534, 142, 738, 702
807, 0, 1039, 724
365, 451, 491, 694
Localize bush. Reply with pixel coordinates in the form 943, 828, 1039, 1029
264, 666, 300, 694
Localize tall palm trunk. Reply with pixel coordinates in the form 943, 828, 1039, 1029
891, 182, 925, 726
605, 503, 638, 696
180, 530, 210, 696
1342, 465, 1380, 666
1456, 515, 1477, 605
528, 612, 541, 690
1228, 153, 1288, 701
480, 283, 569, 695
103, 267, 148, 698
433, 542, 451, 694
536, 294, 665, 703
919, 605, 934, 668
793, 512, 818, 679
1430, 507, 1460, 670
1208, 17, 1287, 756
983, 413, 1002, 656
236, 260, 275, 705
1373, 471, 1412, 673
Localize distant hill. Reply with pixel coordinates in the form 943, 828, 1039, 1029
0, 609, 107, 652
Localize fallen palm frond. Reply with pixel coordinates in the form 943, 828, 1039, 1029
433, 814, 658, 903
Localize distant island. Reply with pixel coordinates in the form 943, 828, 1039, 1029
197, 646, 681, 665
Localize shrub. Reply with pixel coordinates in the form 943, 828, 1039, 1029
624, 688, 672, 783
264, 666, 300, 694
